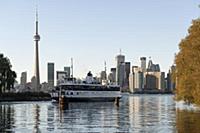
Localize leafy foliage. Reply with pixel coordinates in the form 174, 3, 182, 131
175, 19, 200, 105
0, 54, 17, 93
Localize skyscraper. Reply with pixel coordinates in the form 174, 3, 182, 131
134, 67, 144, 89
125, 62, 131, 88
129, 73, 134, 93
64, 66, 71, 78
147, 58, 160, 72
100, 71, 107, 81
140, 57, 146, 72
116, 54, 125, 87
20, 72, 27, 85
48, 63, 54, 88
110, 68, 116, 83
33, 9, 41, 91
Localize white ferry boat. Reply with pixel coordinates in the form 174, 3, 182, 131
51, 71, 121, 102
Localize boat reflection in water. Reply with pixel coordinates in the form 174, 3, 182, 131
0, 95, 200, 132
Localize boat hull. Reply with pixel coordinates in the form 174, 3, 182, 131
51, 84, 121, 103
52, 97, 120, 102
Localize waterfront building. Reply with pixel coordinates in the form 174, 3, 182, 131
132, 66, 144, 89
140, 57, 146, 72
129, 73, 134, 93
110, 68, 116, 83
118, 63, 126, 87
33, 9, 41, 91
134, 70, 144, 89
132, 66, 138, 73
31, 76, 37, 91
47, 63, 54, 88
64, 66, 71, 78
170, 65, 176, 90
20, 72, 27, 85
145, 74, 157, 89
160, 72, 165, 90
125, 62, 131, 88
145, 71, 165, 90
100, 71, 107, 81
56, 71, 67, 85
141, 58, 165, 90
147, 59, 160, 72
129, 66, 139, 91
166, 65, 176, 91
116, 54, 126, 87
108, 73, 114, 84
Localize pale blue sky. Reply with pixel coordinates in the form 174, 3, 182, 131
0, 0, 199, 82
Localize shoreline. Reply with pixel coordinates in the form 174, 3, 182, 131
0, 92, 51, 102
131, 92, 174, 95
0, 91, 174, 102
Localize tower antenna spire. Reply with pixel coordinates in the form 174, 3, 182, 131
36, 5, 38, 21
33, 3, 41, 91
35, 4, 39, 34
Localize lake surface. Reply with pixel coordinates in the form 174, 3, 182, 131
0, 94, 200, 133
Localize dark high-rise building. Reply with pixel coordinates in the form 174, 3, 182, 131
125, 62, 131, 88
33, 9, 41, 91
48, 63, 54, 87
166, 65, 176, 91
100, 71, 107, 81
145, 74, 157, 89
116, 54, 125, 87
64, 66, 71, 78
140, 57, 146, 72
111, 68, 116, 83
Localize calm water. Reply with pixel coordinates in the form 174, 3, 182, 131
0, 94, 200, 133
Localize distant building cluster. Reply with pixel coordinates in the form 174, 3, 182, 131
130, 57, 175, 92
106, 54, 175, 93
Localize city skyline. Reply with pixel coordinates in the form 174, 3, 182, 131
0, 0, 199, 83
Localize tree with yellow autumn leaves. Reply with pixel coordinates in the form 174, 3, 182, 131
175, 18, 200, 105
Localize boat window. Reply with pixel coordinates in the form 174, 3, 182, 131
77, 92, 79, 95
70, 92, 73, 95
61, 91, 65, 95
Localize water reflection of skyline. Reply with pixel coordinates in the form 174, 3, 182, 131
0, 95, 200, 132
128, 95, 176, 132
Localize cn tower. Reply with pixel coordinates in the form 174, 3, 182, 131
33, 9, 40, 91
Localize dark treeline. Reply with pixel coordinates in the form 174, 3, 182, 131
175, 18, 200, 106
0, 92, 51, 101
0, 54, 17, 94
